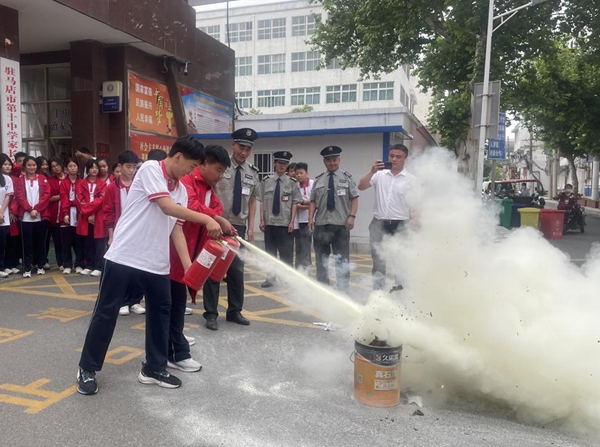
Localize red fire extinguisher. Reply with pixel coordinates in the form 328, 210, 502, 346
184, 239, 225, 291
209, 236, 241, 282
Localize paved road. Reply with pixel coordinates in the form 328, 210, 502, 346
545, 205, 600, 264
0, 231, 598, 446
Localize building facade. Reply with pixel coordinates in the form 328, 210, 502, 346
0, 0, 234, 162
195, 0, 419, 117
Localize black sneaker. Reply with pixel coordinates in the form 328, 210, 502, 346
77, 368, 98, 395
138, 363, 182, 389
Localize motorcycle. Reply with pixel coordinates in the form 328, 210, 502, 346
554, 192, 586, 233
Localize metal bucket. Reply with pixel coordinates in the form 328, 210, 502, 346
353, 339, 402, 407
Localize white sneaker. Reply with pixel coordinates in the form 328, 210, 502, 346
80, 269, 91, 275
63, 268, 71, 275
130, 304, 146, 315
184, 307, 193, 315
23, 271, 32, 278
4, 268, 12, 275
119, 306, 130, 316
90, 270, 102, 277
0, 271, 8, 278
167, 357, 202, 372
37, 268, 45, 275
59, 266, 64, 271
43, 263, 50, 269
184, 334, 196, 346
75, 267, 83, 274
11, 268, 20, 274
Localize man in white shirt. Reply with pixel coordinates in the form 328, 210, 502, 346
358, 144, 414, 291
77, 136, 222, 396
292, 162, 313, 269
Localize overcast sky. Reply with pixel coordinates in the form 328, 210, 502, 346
194, 0, 297, 12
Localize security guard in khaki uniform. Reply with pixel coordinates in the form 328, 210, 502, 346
259, 151, 302, 288
308, 146, 359, 291
203, 128, 259, 330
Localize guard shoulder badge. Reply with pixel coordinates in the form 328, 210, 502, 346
343, 170, 353, 178
250, 164, 260, 173
290, 177, 297, 183
315, 172, 325, 179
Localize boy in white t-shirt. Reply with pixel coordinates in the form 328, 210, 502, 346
77, 136, 222, 395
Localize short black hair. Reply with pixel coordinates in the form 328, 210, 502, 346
49, 156, 63, 168
118, 150, 139, 165
97, 157, 109, 166
78, 147, 91, 155
390, 144, 409, 157
112, 162, 119, 171
295, 162, 308, 172
85, 158, 100, 173
287, 162, 297, 173
147, 148, 168, 161
14, 151, 27, 161
169, 135, 204, 162
204, 145, 231, 168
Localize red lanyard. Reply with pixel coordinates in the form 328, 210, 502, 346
301, 178, 310, 196
88, 180, 97, 200
27, 175, 38, 187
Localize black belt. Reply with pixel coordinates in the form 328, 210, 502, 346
376, 218, 406, 225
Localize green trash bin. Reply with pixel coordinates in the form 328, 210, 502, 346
499, 198, 513, 228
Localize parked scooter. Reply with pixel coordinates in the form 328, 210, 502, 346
555, 191, 586, 233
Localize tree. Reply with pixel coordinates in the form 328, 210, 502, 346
511, 38, 600, 193
291, 104, 314, 113
310, 0, 559, 181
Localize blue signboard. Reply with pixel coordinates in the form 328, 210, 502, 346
487, 112, 506, 160
102, 96, 121, 113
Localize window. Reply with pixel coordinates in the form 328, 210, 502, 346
253, 152, 273, 181
363, 82, 394, 101
235, 91, 253, 109
227, 22, 252, 42
327, 58, 341, 70
257, 54, 285, 74
291, 14, 318, 36
257, 89, 285, 108
258, 18, 286, 40
400, 86, 407, 106
21, 65, 72, 158
291, 87, 320, 106
200, 25, 220, 41
326, 84, 357, 103
291, 51, 320, 72
235, 57, 252, 77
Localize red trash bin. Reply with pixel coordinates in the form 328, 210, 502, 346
539, 209, 566, 239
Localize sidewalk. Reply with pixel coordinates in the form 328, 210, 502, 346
545, 199, 600, 217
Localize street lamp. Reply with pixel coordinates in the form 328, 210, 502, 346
475, 0, 550, 193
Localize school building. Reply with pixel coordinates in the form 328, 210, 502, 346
0, 0, 234, 162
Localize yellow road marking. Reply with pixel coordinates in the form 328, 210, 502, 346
8, 288, 97, 301
0, 379, 77, 414
0, 329, 34, 344
251, 307, 293, 316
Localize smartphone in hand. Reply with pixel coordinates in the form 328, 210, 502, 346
379, 161, 393, 170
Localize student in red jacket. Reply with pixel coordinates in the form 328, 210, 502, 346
167, 145, 235, 372
97, 157, 113, 186
76, 159, 107, 277
4, 158, 22, 274
103, 150, 146, 316
14, 156, 52, 277
45, 156, 65, 270
59, 158, 82, 274
0, 154, 15, 278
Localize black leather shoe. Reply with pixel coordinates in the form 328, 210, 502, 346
226, 313, 250, 325
205, 319, 218, 331
260, 280, 273, 288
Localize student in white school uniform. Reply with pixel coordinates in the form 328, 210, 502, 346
13, 156, 52, 277
0, 154, 14, 278
77, 136, 222, 395
292, 162, 313, 269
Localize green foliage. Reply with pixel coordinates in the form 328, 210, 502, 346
247, 108, 263, 115
310, 0, 559, 158
291, 104, 314, 113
